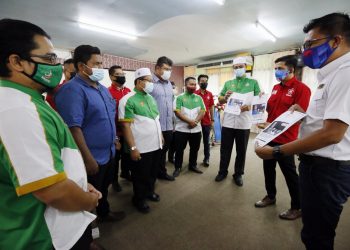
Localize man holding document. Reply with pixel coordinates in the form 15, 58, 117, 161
255, 13, 350, 249
254, 55, 311, 221
215, 57, 261, 186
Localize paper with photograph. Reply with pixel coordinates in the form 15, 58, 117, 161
255, 110, 306, 147
224, 92, 253, 115
251, 94, 268, 124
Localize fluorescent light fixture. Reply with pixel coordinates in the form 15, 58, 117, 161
78, 22, 137, 40
255, 20, 277, 42
213, 0, 225, 5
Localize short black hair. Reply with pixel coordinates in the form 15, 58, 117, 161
156, 56, 173, 68
198, 74, 209, 82
303, 12, 350, 45
185, 77, 196, 85
275, 55, 298, 72
109, 65, 122, 76
73, 45, 101, 70
63, 58, 74, 65
0, 18, 50, 77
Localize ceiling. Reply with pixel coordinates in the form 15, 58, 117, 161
0, 0, 349, 65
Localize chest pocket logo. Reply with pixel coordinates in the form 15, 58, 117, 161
286, 88, 295, 97
272, 90, 277, 95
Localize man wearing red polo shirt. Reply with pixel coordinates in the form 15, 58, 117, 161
255, 55, 311, 220
108, 65, 131, 191
195, 74, 214, 166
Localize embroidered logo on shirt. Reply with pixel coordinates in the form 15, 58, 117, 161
286, 88, 295, 97
272, 90, 277, 95
245, 83, 249, 87
140, 101, 144, 107
195, 99, 198, 102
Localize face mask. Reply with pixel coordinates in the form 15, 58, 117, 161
234, 68, 246, 78
302, 39, 337, 69
84, 65, 104, 82
23, 61, 63, 89
115, 76, 126, 85
161, 70, 171, 81
186, 87, 196, 94
200, 82, 208, 89
143, 81, 154, 94
275, 69, 289, 82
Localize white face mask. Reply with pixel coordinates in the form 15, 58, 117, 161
143, 81, 154, 93
85, 65, 104, 82
161, 70, 171, 81
234, 68, 246, 78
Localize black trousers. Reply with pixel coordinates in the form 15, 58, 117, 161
158, 130, 173, 176
174, 131, 201, 169
299, 156, 350, 250
202, 125, 211, 161
130, 149, 161, 203
263, 142, 300, 209
168, 132, 176, 161
114, 137, 131, 181
88, 158, 114, 217
218, 127, 250, 176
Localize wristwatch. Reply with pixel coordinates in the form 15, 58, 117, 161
131, 146, 137, 151
272, 146, 284, 159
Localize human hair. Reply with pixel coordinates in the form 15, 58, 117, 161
156, 56, 173, 68
0, 18, 50, 77
109, 65, 122, 75
198, 74, 209, 82
63, 58, 74, 65
73, 45, 101, 70
275, 55, 298, 72
303, 12, 350, 45
185, 77, 196, 85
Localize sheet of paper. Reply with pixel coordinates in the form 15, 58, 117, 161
251, 94, 268, 124
224, 92, 253, 115
254, 110, 306, 147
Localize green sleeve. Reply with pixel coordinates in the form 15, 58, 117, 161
219, 82, 228, 97
253, 80, 261, 96
199, 97, 206, 111
175, 95, 182, 110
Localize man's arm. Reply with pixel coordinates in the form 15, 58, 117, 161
255, 119, 348, 159
121, 122, 141, 161
33, 179, 99, 212
174, 110, 197, 127
69, 127, 98, 175
195, 110, 206, 122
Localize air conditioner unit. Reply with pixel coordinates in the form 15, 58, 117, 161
197, 56, 253, 69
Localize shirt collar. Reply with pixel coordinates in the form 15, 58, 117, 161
0, 79, 43, 100
133, 87, 147, 95
152, 74, 169, 84
280, 76, 296, 87
317, 51, 350, 81
76, 74, 101, 89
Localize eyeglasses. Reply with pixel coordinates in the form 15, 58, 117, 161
30, 53, 58, 64
302, 37, 331, 50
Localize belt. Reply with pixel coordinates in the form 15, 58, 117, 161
299, 154, 350, 167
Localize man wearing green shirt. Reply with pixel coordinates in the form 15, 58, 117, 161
0, 19, 101, 250
173, 77, 206, 177
119, 68, 163, 214
215, 57, 261, 186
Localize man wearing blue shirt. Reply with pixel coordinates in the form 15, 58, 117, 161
55, 45, 125, 222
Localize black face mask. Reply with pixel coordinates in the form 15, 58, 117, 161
69, 72, 76, 80
200, 82, 208, 89
115, 76, 126, 85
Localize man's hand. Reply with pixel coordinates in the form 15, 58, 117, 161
257, 122, 270, 129
85, 156, 99, 175
255, 142, 274, 160
188, 120, 198, 128
130, 149, 141, 161
87, 183, 102, 199
210, 120, 214, 128
224, 91, 233, 101
240, 105, 250, 112
115, 139, 121, 151
289, 104, 305, 113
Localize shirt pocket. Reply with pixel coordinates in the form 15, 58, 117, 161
313, 86, 326, 116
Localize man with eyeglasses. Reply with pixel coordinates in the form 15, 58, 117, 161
119, 68, 163, 213
256, 13, 350, 249
0, 19, 102, 250
55, 45, 126, 224
215, 57, 261, 186
108, 65, 131, 192
46, 58, 75, 110
150, 56, 176, 181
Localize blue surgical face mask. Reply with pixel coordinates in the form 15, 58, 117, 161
84, 65, 105, 82
275, 69, 289, 82
143, 81, 154, 93
234, 68, 246, 78
302, 39, 337, 69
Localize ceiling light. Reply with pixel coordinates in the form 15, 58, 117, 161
255, 20, 277, 42
78, 22, 137, 40
213, 0, 225, 5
